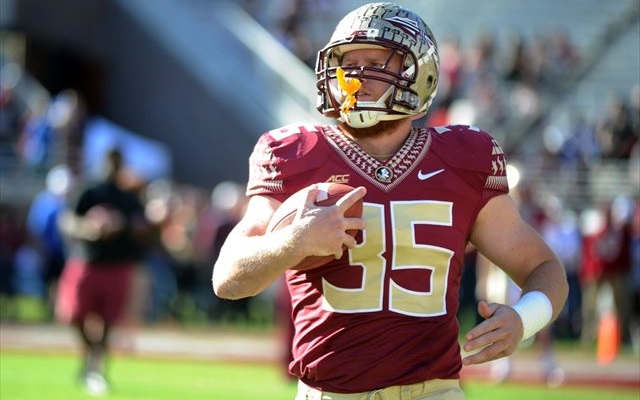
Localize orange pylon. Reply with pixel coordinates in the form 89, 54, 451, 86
597, 312, 620, 365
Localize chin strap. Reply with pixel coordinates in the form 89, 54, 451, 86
336, 67, 361, 114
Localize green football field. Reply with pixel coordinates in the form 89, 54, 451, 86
1, 351, 638, 400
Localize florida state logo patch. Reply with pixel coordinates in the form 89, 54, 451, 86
375, 166, 393, 183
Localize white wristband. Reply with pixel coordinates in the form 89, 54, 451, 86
512, 291, 553, 341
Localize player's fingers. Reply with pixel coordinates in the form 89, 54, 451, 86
301, 185, 320, 208
462, 341, 510, 366
464, 323, 504, 352
345, 216, 367, 231
477, 300, 497, 319
335, 186, 367, 212
464, 303, 504, 343
343, 234, 358, 249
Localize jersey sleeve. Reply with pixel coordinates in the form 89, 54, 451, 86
434, 125, 509, 204
246, 124, 327, 202
482, 134, 510, 201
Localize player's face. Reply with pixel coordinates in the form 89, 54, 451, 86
341, 48, 403, 102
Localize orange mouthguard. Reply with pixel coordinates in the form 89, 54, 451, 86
336, 67, 361, 114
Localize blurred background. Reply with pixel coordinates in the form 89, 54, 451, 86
0, 0, 638, 383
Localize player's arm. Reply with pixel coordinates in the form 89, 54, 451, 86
212, 194, 294, 300
212, 186, 366, 300
58, 205, 126, 241
463, 193, 568, 366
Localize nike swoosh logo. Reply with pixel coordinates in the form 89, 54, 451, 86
417, 168, 445, 181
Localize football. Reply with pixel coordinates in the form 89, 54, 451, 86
266, 182, 364, 271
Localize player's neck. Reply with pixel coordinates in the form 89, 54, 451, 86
339, 119, 413, 161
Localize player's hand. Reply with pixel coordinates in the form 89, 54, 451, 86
461, 300, 524, 366
291, 185, 366, 260
85, 205, 126, 239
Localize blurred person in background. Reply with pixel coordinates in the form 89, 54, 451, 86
26, 164, 74, 315
56, 147, 150, 395
597, 197, 634, 344
579, 198, 633, 350
14, 89, 87, 174
579, 207, 607, 347
0, 60, 29, 161
141, 179, 179, 322
45, 89, 88, 176
157, 185, 207, 321
540, 196, 582, 340
274, 2, 315, 68
630, 198, 640, 354
628, 84, 640, 140
596, 92, 636, 159
0, 205, 26, 318
209, 181, 250, 322
10, 232, 47, 319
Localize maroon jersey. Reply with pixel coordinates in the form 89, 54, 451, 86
247, 124, 509, 393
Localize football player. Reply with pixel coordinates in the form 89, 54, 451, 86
213, 3, 568, 399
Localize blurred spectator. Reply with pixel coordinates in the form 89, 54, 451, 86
467, 30, 500, 81
15, 89, 87, 174
0, 206, 19, 301
439, 33, 465, 101
141, 179, 178, 322
628, 84, 640, 138
542, 27, 580, 84
596, 92, 637, 159
597, 197, 634, 343
424, 33, 464, 127
47, 89, 88, 176
209, 181, 249, 322
579, 198, 634, 349
540, 196, 582, 339
579, 207, 607, 346
556, 112, 601, 169
18, 106, 56, 172
459, 31, 508, 135
11, 237, 48, 322
275, 14, 314, 67
159, 185, 207, 321
630, 199, 640, 354
11, 236, 46, 308
26, 164, 74, 313
56, 148, 151, 395
189, 184, 230, 321
272, 0, 314, 67
0, 58, 29, 158
502, 33, 543, 124
0, 204, 28, 319
504, 32, 540, 86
